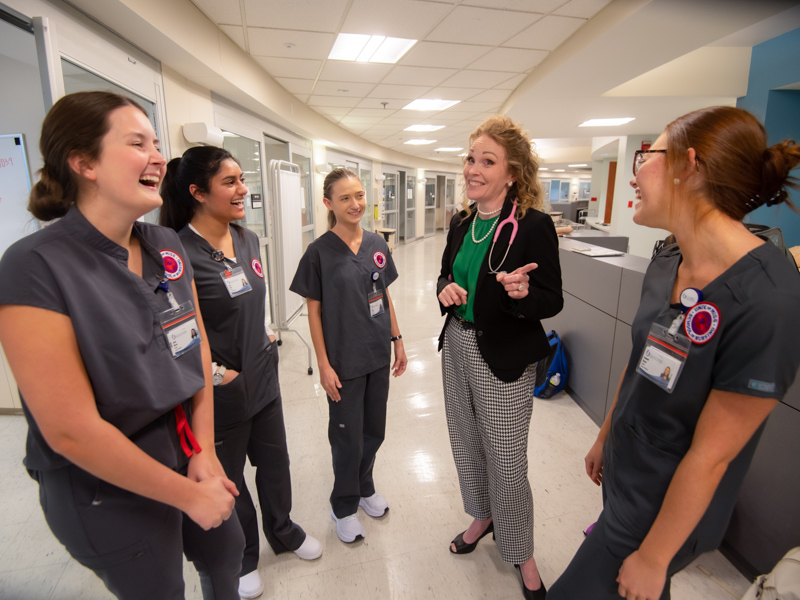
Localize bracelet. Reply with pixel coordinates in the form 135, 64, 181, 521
391, 334, 402, 342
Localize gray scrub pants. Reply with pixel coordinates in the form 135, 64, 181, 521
215, 394, 306, 576
34, 463, 244, 600
548, 509, 699, 600
328, 365, 390, 518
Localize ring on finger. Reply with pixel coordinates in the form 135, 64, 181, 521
518, 283, 525, 291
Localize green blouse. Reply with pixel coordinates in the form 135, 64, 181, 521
453, 215, 499, 322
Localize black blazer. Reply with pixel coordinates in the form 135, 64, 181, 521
437, 197, 563, 382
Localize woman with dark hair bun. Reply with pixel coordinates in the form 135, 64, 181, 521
0, 91, 244, 599
161, 146, 322, 599
550, 106, 800, 600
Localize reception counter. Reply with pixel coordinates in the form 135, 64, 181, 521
543, 237, 800, 578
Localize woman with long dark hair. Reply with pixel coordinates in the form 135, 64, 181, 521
160, 146, 321, 599
0, 91, 243, 599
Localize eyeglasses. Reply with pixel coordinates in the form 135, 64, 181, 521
633, 149, 667, 176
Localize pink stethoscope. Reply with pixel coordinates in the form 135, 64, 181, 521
487, 200, 518, 274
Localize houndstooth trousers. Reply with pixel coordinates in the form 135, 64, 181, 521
442, 317, 537, 564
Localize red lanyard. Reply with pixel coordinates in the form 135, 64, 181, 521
174, 404, 202, 457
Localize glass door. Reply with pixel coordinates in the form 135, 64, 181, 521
405, 174, 416, 241
444, 177, 456, 232
291, 151, 315, 251
359, 167, 373, 231
383, 173, 397, 233
424, 179, 436, 236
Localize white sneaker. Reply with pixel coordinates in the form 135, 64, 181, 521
238, 570, 264, 599
293, 534, 323, 560
359, 492, 390, 518
331, 510, 365, 543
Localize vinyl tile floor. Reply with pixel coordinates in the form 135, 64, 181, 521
0, 232, 752, 599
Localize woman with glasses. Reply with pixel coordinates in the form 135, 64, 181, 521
549, 106, 800, 600
437, 115, 563, 600
160, 147, 322, 600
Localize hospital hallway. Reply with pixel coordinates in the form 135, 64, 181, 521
0, 231, 752, 599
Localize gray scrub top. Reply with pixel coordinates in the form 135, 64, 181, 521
604, 242, 800, 550
0, 208, 204, 471
290, 230, 398, 380
179, 225, 278, 428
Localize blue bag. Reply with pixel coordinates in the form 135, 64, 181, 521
534, 330, 568, 399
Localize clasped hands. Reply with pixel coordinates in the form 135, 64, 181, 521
438, 263, 538, 306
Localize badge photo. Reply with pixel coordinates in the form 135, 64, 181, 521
684, 302, 721, 344
160, 250, 184, 280
373, 251, 386, 269
251, 258, 264, 278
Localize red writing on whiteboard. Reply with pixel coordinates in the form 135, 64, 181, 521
0, 157, 14, 168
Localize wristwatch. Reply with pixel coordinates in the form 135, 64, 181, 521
213, 365, 227, 386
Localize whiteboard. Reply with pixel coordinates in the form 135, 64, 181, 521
269, 160, 304, 329
0, 134, 38, 259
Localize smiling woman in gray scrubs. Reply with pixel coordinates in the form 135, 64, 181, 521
160, 146, 322, 600
549, 106, 800, 600
291, 168, 407, 545
0, 92, 243, 600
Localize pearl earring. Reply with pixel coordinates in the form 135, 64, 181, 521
507, 182, 513, 187
674, 178, 680, 185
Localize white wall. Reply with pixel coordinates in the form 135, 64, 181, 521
589, 159, 610, 218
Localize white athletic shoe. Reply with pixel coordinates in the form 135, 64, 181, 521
238, 570, 264, 599
331, 510, 366, 543
359, 492, 390, 518
293, 534, 323, 560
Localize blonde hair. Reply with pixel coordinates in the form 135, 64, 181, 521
461, 114, 543, 221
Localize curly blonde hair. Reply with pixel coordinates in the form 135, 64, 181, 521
461, 114, 543, 221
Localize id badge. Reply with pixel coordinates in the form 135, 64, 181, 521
220, 266, 252, 298
636, 323, 690, 393
159, 301, 202, 358
368, 289, 385, 317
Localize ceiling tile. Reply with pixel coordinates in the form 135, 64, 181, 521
427, 6, 540, 45
293, 94, 309, 103
355, 98, 410, 110
341, 0, 454, 38
243, 0, 351, 32
318, 62, 394, 84
313, 81, 376, 97
348, 108, 401, 118
308, 95, 361, 108
219, 25, 246, 51
313, 106, 351, 118
495, 73, 528, 90
460, 0, 565, 12
468, 47, 548, 72
468, 89, 512, 103
504, 15, 585, 51
400, 42, 491, 70
554, 0, 613, 19
254, 56, 322, 79
439, 69, 518, 88
275, 78, 316, 94
382, 66, 459, 87
191, 0, 242, 25
368, 84, 435, 100
248, 28, 334, 59
423, 87, 483, 101
340, 115, 383, 126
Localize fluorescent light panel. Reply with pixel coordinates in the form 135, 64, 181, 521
579, 118, 635, 127
434, 147, 463, 152
329, 33, 416, 64
568, 163, 588, 167
404, 139, 436, 145
404, 125, 444, 132
402, 99, 460, 111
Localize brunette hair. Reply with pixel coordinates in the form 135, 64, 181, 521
462, 114, 543, 221
323, 167, 360, 229
664, 106, 800, 220
159, 145, 244, 238
29, 91, 147, 221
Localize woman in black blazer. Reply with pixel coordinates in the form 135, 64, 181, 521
437, 115, 562, 600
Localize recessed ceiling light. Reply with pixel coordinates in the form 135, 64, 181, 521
579, 118, 635, 127
404, 125, 444, 132
402, 99, 460, 111
568, 164, 588, 167
458, 152, 468, 157
539, 167, 549, 171
404, 139, 437, 145
328, 33, 416, 64
554, 169, 565, 172
434, 147, 463, 152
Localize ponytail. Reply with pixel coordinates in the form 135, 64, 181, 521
158, 157, 194, 231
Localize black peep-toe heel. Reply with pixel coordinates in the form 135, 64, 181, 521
514, 564, 547, 600
449, 521, 494, 554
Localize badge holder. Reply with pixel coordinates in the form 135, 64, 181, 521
158, 280, 201, 358
635, 288, 701, 393
212, 249, 252, 298
368, 271, 384, 317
